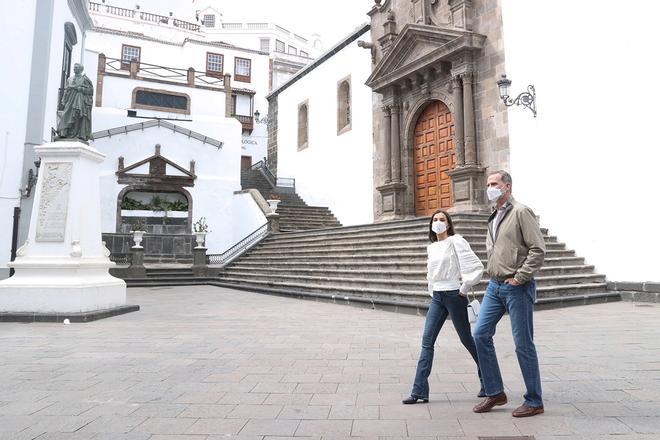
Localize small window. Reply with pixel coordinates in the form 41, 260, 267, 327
288, 46, 298, 55
300, 50, 309, 58
234, 57, 251, 82
206, 52, 223, 77
230, 94, 237, 115
298, 101, 309, 150
337, 78, 351, 134
275, 39, 285, 53
121, 44, 141, 70
260, 38, 270, 52
132, 88, 190, 114
203, 14, 215, 27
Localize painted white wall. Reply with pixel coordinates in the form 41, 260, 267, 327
275, 31, 374, 226
0, 0, 38, 277
232, 192, 267, 245
92, 108, 243, 253
502, 0, 660, 282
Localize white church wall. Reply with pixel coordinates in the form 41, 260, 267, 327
91, 108, 243, 253
275, 31, 374, 226
502, 0, 660, 282
0, 0, 38, 277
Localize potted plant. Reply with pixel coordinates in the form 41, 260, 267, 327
193, 216, 210, 248
131, 219, 146, 248
266, 194, 281, 213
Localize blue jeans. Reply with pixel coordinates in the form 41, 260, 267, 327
411, 290, 482, 399
473, 278, 543, 407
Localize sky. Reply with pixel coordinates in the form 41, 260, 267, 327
108, 0, 374, 48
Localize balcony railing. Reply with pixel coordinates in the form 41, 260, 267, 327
89, 2, 200, 32
101, 56, 224, 89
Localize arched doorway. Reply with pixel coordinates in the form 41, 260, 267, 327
413, 100, 456, 216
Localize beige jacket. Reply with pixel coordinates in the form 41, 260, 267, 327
486, 197, 545, 284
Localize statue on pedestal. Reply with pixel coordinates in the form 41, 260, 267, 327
56, 63, 93, 142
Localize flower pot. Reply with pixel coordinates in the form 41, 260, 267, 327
194, 232, 207, 249
266, 199, 281, 213
132, 230, 145, 248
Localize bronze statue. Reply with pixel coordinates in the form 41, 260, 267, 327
56, 63, 93, 142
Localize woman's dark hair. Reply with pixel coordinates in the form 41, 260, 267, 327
428, 209, 455, 242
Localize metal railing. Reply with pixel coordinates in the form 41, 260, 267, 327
103, 57, 224, 88
250, 159, 296, 193
206, 223, 269, 266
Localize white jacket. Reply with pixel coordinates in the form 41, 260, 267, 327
427, 234, 484, 295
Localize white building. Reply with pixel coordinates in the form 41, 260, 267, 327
0, 0, 93, 279
267, 24, 374, 227
89, 1, 323, 91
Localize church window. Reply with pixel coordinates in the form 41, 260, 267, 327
275, 39, 285, 53
206, 52, 224, 77
234, 57, 251, 82
288, 46, 298, 55
298, 101, 309, 150
132, 88, 190, 114
260, 38, 270, 52
203, 14, 215, 27
121, 44, 141, 70
337, 77, 351, 134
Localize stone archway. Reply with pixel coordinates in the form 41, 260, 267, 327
413, 100, 456, 216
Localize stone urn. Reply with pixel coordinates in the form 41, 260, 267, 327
132, 230, 145, 248
266, 199, 281, 213
194, 232, 207, 249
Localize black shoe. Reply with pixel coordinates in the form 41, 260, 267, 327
477, 387, 486, 398
402, 395, 429, 404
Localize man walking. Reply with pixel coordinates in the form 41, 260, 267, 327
472, 170, 546, 417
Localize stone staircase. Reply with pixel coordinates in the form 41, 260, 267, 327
215, 215, 619, 309
240, 169, 341, 232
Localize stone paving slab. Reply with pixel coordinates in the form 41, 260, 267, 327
0, 285, 659, 439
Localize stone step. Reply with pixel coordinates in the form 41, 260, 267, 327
224, 264, 597, 279
245, 245, 576, 259
263, 231, 559, 246
218, 269, 605, 290
212, 276, 609, 302
254, 237, 566, 252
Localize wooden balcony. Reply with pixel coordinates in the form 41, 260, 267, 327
233, 115, 254, 132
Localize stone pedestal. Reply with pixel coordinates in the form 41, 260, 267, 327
376, 181, 407, 220
447, 165, 489, 213
0, 141, 128, 314
192, 247, 207, 277
266, 213, 280, 233
127, 246, 146, 278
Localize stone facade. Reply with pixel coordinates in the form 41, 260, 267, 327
366, 0, 508, 221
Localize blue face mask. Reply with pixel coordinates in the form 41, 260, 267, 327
432, 221, 447, 234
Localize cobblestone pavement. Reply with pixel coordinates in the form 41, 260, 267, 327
1, 285, 659, 440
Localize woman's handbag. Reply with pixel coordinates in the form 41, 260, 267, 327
449, 240, 481, 323
466, 289, 481, 324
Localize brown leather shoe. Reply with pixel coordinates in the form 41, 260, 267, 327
512, 404, 544, 417
472, 392, 507, 413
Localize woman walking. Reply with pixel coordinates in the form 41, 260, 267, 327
403, 209, 485, 404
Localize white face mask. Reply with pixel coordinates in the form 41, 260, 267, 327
432, 221, 448, 234
487, 186, 504, 202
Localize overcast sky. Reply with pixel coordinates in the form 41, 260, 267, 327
109, 0, 374, 48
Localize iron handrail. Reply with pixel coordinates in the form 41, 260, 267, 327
206, 222, 269, 266
249, 160, 296, 193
